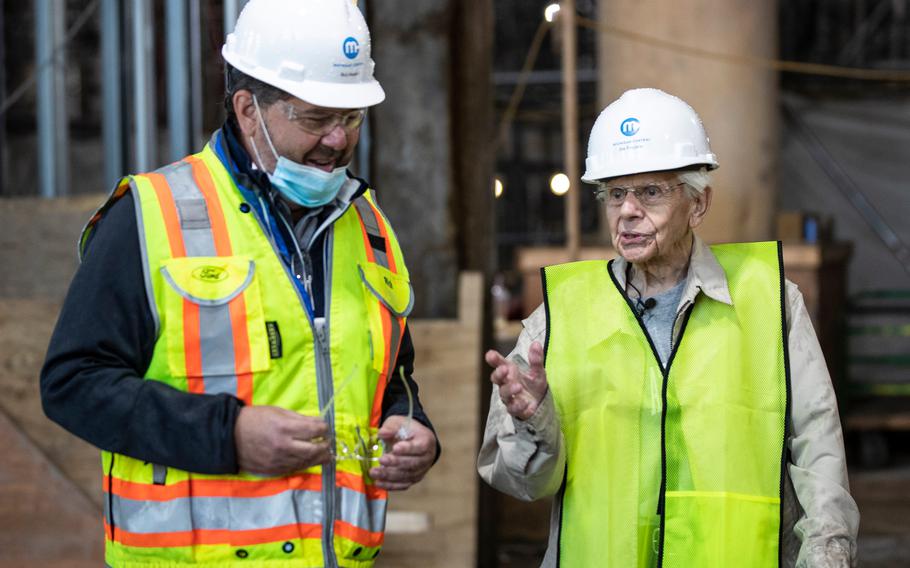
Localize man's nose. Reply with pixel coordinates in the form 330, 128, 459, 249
320, 125, 348, 150
618, 193, 644, 218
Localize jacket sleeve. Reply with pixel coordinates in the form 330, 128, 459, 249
785, 280, 860, 567
477, 304, 566, 501
381, 324, 441, 461
40, 192, 244, 474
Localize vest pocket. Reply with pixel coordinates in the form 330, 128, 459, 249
358, 263, 414, 318
159, 256, 271, 382
359, 263, 413, 376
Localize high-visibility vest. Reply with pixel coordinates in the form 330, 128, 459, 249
543, 242, 789, 567
81, 140, 413, 568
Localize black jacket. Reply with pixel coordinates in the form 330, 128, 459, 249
40, 123, 434, 474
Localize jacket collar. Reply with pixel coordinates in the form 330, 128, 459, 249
610, 234, 733, 307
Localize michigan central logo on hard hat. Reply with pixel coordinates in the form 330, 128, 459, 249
620, 117, 640, 137
343, 37, 360, 60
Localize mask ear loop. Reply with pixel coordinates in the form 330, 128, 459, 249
249, 94, 281, 171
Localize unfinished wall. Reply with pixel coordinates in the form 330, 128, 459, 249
596, 0, 779, 242
369, 0, 459, 318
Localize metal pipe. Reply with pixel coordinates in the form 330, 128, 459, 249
224, 0, 248, 35
189, 0, 203, 147
166, 0, 190, 160
36, 0, 68, 198
131, 0, 155, 172
101, 0, 123, 186
561, 0, 580, 259
356, 0, 371, 181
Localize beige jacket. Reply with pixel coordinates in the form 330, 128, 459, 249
478, 238, 859, 567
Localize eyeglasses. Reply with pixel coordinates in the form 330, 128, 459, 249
279, 100, 366, 136
595, 181, 686, 208
321, 366, 414, 464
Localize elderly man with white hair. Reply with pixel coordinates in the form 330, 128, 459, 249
479, 88, 859, 567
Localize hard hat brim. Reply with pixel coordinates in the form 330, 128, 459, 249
581, 155, 719, 184
224, 48, 386, 109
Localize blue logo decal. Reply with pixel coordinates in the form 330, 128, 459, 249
620, 117, 640, 137
342, 37, 360, 60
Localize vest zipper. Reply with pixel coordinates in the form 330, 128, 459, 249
247, 192, 352, 567
655, 305, 694, 568
316, 227, 338, 568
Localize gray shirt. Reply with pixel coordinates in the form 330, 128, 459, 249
639, 279, 687, 366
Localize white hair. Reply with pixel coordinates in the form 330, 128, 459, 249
677, 167, 711, 198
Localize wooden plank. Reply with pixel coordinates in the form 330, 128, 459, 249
0, 299, 102, 507
378, 273, 483, 568
0, 408, 102, 564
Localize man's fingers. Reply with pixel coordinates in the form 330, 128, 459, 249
284, 414, 329, 441
528, 341, 545, 377
373, 480, 412, 491
377, 453, 429, 472
370, 464, 426, 484
287, 439, 332, 466
485, 349, 507, 367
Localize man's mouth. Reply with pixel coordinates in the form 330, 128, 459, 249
306, 158, 336, 172
618, 231, 650, 245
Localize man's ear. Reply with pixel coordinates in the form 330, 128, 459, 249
233, 90, 258, 138
690, 185, 712, 229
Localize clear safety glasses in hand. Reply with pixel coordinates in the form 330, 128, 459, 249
319, 366, 414, 464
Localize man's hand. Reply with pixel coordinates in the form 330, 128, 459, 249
369, 416, 437, 491
234, 406, 332, 476
485, 341, 548, 421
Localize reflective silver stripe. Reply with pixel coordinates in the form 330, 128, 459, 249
159, 161, 216, 257
352, 197, 390, 269
108, 490, 323, 534
337, 486, 386, 534
156, 160, 242, 391
131, 178, 161, 338
198, 295, 241, 384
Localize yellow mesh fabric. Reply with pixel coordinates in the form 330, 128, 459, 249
543, 242, 787, 568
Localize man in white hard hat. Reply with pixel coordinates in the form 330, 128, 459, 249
41, 1, 438, 566
479, 88, 859, 567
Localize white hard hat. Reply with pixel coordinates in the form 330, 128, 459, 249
222, 0, 385, 109
581, 88, 718, 183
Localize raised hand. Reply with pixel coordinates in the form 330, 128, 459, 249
485, 341, 548, 420
234, 406, 332, 476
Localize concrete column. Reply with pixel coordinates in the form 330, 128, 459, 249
369, 0, 458, 318
596, 0, 779, 242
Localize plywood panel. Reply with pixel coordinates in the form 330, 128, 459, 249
378, 272, 484, 567
0, 409, 103, 565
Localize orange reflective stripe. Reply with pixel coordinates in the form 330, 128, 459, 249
229, 295, 254, 405
147, 173, 186, 258
183, 299, 204, 390
367, 200, 396, 274
106, 473, 323, 501
186, 156, 232, 256
105, 521, 321, 548
371, 308, 394, 427
335, 470, 387, 501
334, 519, 384, 548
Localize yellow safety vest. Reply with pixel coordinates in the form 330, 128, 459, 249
81, 140, 413, 567
543, 242, 789, 567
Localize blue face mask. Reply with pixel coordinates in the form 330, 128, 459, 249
250, 96, 347, 208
